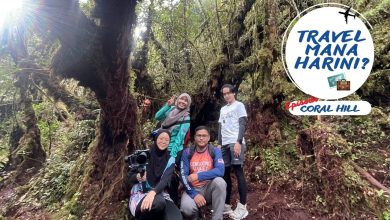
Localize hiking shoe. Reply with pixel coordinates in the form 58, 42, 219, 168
223, 204, 233, 214
229, 202, 248, 219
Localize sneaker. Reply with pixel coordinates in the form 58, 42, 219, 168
229, 202, 248, 219
223, 204, 233, 214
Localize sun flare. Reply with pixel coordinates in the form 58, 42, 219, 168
0, 0, 24, 29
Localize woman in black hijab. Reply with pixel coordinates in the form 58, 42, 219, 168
129, 129, 182, 220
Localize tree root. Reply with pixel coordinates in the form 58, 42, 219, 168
351, 161, 390, 196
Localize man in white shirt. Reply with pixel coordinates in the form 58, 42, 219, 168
218, 84, 248, 220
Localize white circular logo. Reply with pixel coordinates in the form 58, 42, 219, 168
282, 4, 374, 100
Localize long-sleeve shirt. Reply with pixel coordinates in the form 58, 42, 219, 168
128, 157, 175, 194
180, 144, 225, 198
218, 117, 247, 145
155, 104, 190, 157
218, 100, 248, 145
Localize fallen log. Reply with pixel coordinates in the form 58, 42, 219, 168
351, 161, 390, 196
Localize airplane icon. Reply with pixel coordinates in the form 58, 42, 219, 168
339, 6, 356, 24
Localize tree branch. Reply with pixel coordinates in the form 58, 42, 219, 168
351, 161, 390, 196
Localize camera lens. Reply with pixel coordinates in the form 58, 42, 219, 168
136, 152, 148, 164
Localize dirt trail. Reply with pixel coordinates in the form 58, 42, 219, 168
1, 176, 321, 220
0, 182, 51, 220
224, 180, 320, 220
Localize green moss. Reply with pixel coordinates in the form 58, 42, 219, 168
382, 210, 390, 220
0, 143, 8, 167
342, 162, 366, 203
10, 103, 98, 216
262, 146, 290, 176
364, 0, 390, 24
129, 69, 137, 95
33, 102, 62, 152
53, 191, 83, 220
65, 154, 88, 199
0, 112, 24, 166
64, 192, 83, 218
209, 54, 228, 72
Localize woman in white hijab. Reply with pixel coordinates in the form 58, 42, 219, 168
155, 93, 191, 158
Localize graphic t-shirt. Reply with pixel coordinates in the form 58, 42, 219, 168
189, 149, 213, 188
218, 101, 247, 145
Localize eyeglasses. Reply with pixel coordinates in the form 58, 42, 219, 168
195, 134, 209, 139
222, 92, 232, 96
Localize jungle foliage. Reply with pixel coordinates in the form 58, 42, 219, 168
0, 0, 389, 219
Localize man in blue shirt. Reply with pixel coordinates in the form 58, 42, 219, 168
180, 126, 226, 220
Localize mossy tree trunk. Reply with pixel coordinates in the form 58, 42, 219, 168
131, 0, 162, 118
191, 0, 257, 133
21, 0, 139, 218
10, 68, 46, 183
132, 0, 155, 96
3, 23, 46, 182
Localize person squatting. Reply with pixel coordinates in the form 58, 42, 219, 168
127, 85, 249, 220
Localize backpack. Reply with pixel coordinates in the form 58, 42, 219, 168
183, 129, 191, 146
187, 144, 216, 161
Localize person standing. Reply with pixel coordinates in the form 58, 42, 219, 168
218, 84, 248, 219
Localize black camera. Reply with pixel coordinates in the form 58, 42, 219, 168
125, 150, 150, 193
125, 149, 150, 174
